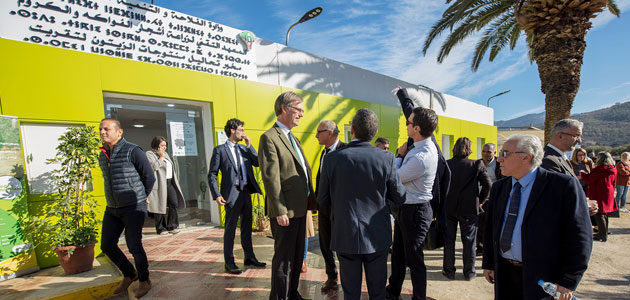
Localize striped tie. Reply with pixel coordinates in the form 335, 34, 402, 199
500, 182, 522, 253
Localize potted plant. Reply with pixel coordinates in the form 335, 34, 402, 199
45, 126, 101, 274
252, 169, 269, 232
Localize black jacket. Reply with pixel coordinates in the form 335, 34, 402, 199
446, 157, 491, 217
482, 168, 592, 299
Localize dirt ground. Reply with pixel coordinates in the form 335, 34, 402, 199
422, 212, 630, 300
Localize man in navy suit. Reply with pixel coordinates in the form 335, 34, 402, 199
209, 118, 265, 274
318, 109, 406, 300
482, 134, 592, 300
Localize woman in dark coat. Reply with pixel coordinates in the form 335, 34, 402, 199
581, 152, 617, 242
442, 137, 491, 280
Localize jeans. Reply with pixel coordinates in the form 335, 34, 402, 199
100, 204, 149, 281
615, 185, 629, 208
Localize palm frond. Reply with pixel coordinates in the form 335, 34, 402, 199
489, 18, 517, 61
470, 12, 513, 70
508, 21, 522, 50
607, 0, 621, 17
437, 16, 480, 63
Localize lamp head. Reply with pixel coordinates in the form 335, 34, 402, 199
298, 7, 323, 23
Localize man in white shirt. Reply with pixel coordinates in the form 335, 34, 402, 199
386, 107, 439, 300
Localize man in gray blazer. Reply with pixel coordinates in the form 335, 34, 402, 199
541, 119, 583, 177
318, 109, 406, 300
209, 118, 265, 274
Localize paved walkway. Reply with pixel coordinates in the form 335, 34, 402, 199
105, 212, 630, 299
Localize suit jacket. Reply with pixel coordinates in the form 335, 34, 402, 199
541, 145, 576, 177
445, 156, 491, 217
482, 168, 592, 299
396, 88, 451, 217
318, 141, 406, 254
208, 143, 262, 204
258, 124, 316, 219
315, 140, 347, 198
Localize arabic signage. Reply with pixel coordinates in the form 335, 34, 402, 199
0, 115, 38, 281
0, 0, 257, 80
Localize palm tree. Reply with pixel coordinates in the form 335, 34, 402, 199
423, 0, 620, 143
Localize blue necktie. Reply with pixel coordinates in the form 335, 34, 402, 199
234, 146, 244, 191
500, 182, 522, 253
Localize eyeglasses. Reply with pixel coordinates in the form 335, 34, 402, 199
287, 105, 304, 114
561, 132, 581, 138
316, 129, 330, 134
500, 150, 526, 158
406, 120, 413, 126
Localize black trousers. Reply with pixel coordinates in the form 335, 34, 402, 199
496, 257, 523, 300
269, 215, 305, 300
443, 214, 478, 276
338, 250, 388, 300
100, 204, 149, 281
387, 202, 433, 300
155, 179, 179, 233
224, 190, 255, 265
318, 205, 338, 280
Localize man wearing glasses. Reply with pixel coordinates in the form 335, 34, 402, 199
315, 120, 346, 292
541, 119, 583, 177
482, 134, 591, 300
374, 137, 390, 151
259, 91, 316, 300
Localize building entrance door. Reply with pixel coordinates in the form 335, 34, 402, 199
103, 93, 217, 227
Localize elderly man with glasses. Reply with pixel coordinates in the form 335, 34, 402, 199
541, 119, 583, 177
482, 134, 592, 300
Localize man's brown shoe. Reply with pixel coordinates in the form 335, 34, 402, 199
320, 278, 339, 292
134, 279, 152, 298
113, 274, 138, 294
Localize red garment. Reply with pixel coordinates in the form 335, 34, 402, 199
616, 161, 630, 186
582, 165, 618, 214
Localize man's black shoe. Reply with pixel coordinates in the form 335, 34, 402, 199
244, 258, 266, 267
441, 270, 455, 280
385, 285, 399, 300
464, 273, 475, 281
224, 263, 242, 274
289, 291, 311, 300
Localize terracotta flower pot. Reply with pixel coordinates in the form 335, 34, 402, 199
54, 243, 96, 275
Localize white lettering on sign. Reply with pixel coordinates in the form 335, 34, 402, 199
0, 0, 256, 81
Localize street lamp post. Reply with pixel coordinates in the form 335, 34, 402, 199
285, 7, 323, 46
487, 90, 511, 107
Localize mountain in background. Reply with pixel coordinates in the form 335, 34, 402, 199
495, 101, 630, 146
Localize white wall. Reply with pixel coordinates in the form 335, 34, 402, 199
255, 40, 494, 126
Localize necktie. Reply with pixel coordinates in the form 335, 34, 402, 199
500, 182, 522, 253
234, 146, 244, 191
288, 131, 309, 195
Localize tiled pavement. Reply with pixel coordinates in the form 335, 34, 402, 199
111, 225, 419, 299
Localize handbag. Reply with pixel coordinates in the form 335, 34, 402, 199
424, 218, 444, 250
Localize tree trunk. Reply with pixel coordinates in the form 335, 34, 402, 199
529, 6, 593, 144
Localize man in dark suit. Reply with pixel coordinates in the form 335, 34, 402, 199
259, 91, 316, 300
318, 108, 406, 300
314, 120, 346, 292
482, 134, 592, 300
209, 118, 265, 274
443, 137, 491, 280
476, 142, 503, 255
541, 119, 583, 177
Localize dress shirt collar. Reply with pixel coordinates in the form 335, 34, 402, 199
413, 138, 432, 149
275, 120, 291, 136
487, 157, 497, 168
511, 166, 538, 190
547, 144, 567, 160
328, 139, 340, 151
225, 140, 237, 148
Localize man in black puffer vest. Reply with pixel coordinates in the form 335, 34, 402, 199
99, 118, 155, 298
